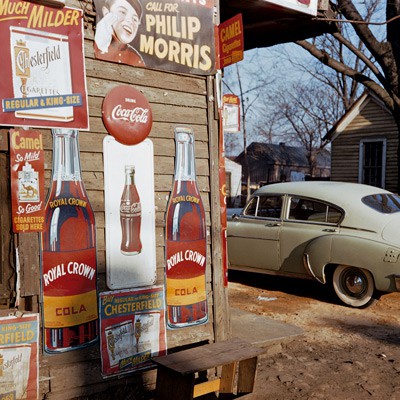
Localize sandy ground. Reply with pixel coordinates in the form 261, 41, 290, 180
228, 270, 400, 400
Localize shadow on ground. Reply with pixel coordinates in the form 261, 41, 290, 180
228, 269, 339, 306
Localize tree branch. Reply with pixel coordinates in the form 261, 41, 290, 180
296, 39, 394, 111
336, 0, 391, 64
331, 31, 386, 87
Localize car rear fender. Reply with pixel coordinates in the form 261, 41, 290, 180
303, 235, 335, 284
304, 235, 400, 292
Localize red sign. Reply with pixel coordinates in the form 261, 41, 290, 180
10, 129, 45, 233
218, 111, 228, 286
217, 14, 244, 69
41, 129, 98, 353
99, 287, 167, 377
0, 1, 89, 130
165, 127, 208, 328
222, 94, 240, 133
102, 86, 153, 146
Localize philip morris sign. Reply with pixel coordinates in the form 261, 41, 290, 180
94, 0, 216, 75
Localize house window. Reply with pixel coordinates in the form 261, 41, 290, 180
359, 139, 386, 188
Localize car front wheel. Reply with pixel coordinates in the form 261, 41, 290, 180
332, 265, 378, 308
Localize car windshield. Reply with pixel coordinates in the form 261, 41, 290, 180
362, 193, 400, 214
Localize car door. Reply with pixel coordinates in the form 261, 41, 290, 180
279, 195, 343, 275
227, 194, 283, 271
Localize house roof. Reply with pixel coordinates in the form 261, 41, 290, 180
235, 142, 331, 168
220, 0, 338, 49
324, 91, 391, 142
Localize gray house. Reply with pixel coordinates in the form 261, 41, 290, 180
235, 142, 331, 193
325, 92, 399, 193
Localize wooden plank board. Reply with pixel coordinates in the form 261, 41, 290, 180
0, 130, 8, 151
237, 357, 258, 394
18, 233, 40, 297
153, 338, 264, 375
193, 379, 221, 398
86, 77, 207, 109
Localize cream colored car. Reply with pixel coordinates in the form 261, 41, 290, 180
227, 181, 400, 308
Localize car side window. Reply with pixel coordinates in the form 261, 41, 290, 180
257, 195, 282, 218
289, 197, 342, 224
244, 197, 258, 216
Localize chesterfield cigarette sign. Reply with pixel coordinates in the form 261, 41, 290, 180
0, 0, 89, 130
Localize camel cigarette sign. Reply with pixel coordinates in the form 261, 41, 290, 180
10, 129, 45, 233
217, 14, 244, 69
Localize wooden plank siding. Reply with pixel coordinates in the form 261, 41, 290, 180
0, 1, 228, 398
330, 97, 399, 193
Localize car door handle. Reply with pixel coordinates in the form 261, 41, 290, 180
323, 228, 337, 232
265, 222, 281, 227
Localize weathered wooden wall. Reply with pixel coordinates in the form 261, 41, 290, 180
331, 97, 399, 193
0, 0, 230, 398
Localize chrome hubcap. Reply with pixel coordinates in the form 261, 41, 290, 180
344, 272, 366, 297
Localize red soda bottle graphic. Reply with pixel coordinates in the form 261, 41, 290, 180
41, 129, 98, 353
165, 126, 208, 328
120, 165, 142, 255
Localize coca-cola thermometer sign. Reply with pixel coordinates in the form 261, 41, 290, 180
102, 86, 152, 146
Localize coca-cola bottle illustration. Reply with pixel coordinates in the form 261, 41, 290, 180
41, 129, 98, 353
165, 126, 208, 328
120, 165, 142, 255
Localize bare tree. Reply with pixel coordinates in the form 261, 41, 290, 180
260, 80, 340, 176
296, 0, 400, 190
223, 55, 275, 200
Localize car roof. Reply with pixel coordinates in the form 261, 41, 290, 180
253, 181, 390, 205
252, 181, 394, 228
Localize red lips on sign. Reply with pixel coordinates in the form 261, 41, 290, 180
102, 86, 153, 146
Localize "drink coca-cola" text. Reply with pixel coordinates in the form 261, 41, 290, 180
111, 105, 150, 124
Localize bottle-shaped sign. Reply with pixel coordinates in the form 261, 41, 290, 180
41, 129, 98, 353
165, 126, 208, 328
120, 165, 142, 255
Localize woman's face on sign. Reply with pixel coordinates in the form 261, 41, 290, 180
106, 0, 140, 44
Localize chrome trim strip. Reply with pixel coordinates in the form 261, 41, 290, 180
303, 254, 325, 284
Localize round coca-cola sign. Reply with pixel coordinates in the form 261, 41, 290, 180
102, 85, 152, 146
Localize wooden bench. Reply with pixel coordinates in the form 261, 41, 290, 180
153, 337, 265, 399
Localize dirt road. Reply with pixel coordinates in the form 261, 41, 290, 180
228, 270, 400, 400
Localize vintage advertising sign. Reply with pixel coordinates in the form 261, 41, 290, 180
103, 137, 157, 290
0, 0, 89, 130
222, 94, 240, 133
102, 85, 153, 146
217, 14, 244, 69
40, 129, 98, 353
218, 112, 228, 287
0, 313, 39, 400
9, 129, 45, 233
93, 0, 216, 75
165, 126, 208, 329
99, 286, 166, 377
263, 0, 318, 16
